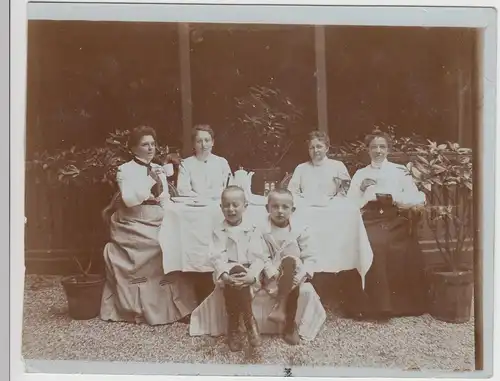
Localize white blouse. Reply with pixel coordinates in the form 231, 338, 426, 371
116, 159, 170, 208
347, 159, 426, 209
288, 158, 351, 199
177, 154, 232, 198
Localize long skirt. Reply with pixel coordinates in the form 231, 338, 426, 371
339, 205, 427, 318
100, 204, 198, 325
189, 281, 326, 341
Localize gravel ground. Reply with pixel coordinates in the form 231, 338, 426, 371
22, 275, 475, 371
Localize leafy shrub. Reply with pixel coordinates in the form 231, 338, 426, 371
26, 130, 180, 187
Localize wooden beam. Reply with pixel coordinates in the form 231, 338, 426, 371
314, 25, 328, 136
178, 23, 193, 156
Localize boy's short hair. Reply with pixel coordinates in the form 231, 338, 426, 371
267, 188, 294, 203
221, 185, 247, 202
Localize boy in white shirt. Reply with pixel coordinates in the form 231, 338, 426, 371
261, 188, 321, 345
209, 186, 268, 351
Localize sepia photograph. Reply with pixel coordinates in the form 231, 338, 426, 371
17, 2, 496, 378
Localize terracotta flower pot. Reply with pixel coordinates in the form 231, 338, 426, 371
61, 274, 105, 320
426, 266, 473, 323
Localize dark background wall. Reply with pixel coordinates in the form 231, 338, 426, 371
26, 21, 477, 159
189, 24, 317, 171
325, 26, 477, 145
26, 21, 183, 156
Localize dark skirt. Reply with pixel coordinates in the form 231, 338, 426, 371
338, 202, 427, 319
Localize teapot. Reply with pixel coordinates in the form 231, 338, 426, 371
231, 167, 254, 199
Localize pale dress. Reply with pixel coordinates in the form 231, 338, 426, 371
288, 157, 351, 201
100, 159, 197, 325
176, 154, 232, 198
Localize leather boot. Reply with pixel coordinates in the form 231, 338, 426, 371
240, 286, 261, 347
243, 313, 262, 347
223, 287, 242, 352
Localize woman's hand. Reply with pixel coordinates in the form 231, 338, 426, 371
360, 178, 377, 192
150, 168, 163, 183
164, 152, 182, 166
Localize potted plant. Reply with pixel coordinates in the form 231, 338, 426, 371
61, 255, 106, 320
407, 140, 474, 323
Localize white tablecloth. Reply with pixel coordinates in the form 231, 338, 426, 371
159, 197, 373, 283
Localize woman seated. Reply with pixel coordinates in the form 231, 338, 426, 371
100, 126, 197, 325
177, 124, 232, 199
287, 130, 351, 203
176, 124, 233, 305
344, 129, 427, 322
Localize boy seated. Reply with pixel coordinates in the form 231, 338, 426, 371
261, 188, 324, 345
189, 187, 326, 348
207, 185, 268, 352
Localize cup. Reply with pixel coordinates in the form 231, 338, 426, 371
163, 163, 174, 177
376, 193, 393, 207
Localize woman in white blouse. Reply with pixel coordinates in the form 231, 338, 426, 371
100, 126, 197, 325
342, 130, 427, 322
177, 124, 232, 199
288, 131, 351, 203
175, 124, 232, 304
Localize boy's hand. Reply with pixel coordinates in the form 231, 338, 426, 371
266, 266, 280, 281
293, 268, 308, 286
231, 273, 256, 289
220, 273, 234, 285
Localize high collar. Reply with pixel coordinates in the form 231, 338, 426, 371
194, 152, 213, 163
310, 157, 328, 167
264, 216, 292, 233
220, 217, 254, 233
133, 156, 153, 167
370, 158, 389, 169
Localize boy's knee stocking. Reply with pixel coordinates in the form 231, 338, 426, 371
223, 287, 240, 330
277, 256, 297, 299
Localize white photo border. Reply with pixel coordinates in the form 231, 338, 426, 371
10, 1, 498, 381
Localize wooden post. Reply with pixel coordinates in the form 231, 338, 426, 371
457, 66, 473, 147
473, 28, 483, 372
315, 25, 328, 136
457, 30, 475, 148
457, 68, 465, 144
178, 23, 193, 156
